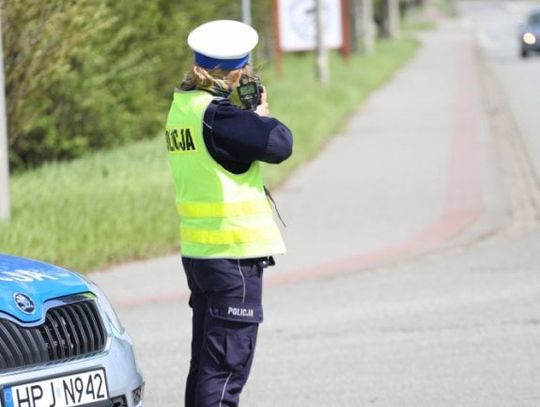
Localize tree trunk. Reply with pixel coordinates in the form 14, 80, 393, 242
386, 0, 400, 38
359, 0, 375, 55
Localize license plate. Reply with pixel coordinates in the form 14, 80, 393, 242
2, 369, 109, 407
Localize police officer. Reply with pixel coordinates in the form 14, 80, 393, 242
165, 20, 293, 407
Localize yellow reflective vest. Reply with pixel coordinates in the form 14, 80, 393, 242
165, 90, 286, 258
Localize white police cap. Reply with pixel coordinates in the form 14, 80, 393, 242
187, 20, 259, 70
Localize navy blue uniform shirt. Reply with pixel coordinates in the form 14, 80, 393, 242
202, 97, 293, 173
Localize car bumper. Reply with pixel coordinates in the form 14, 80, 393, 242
522, 41, 540, 51
0, 330, 144, 407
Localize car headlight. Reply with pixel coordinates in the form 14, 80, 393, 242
523, 32, 537, 45
79, 275, 125, 334
90, 282, 125, 334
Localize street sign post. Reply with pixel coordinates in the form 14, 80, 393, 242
0, 13, 11, 221
242, 0, 252, 26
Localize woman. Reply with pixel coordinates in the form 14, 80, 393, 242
165, 20, 293, 407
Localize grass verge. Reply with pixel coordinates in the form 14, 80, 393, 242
0, 37, 419, 272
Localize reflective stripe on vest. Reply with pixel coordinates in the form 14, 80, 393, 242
165, 90, 286, 258
180, 225, 282, 245
177, 200, 272, 218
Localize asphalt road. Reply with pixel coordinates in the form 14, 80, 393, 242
107, 2, 540, 406
461, 0, 540, 181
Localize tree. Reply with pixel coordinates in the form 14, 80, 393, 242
373, 0, 401, 38
358, 0, 376, 55
1, 0, 114, 167
0, 0, 271, 170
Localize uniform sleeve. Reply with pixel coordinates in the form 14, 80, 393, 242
203, 99, 293, 168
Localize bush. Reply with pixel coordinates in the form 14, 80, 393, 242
1, 0, 243, 170
2, 1, 113, 167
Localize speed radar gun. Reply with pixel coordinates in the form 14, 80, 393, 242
235, 74, 264, 111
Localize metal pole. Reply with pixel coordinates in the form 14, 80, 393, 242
272, 0, 283, 77
241, 0, 252, 26
315, 0, 329, 84
241, 0, 254, 66
0, 12, 11, 221
340, 0, 351, 61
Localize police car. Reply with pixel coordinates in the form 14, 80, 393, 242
0, 254, 144, 407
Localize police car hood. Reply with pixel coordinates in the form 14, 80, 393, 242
0, 254, 90, 323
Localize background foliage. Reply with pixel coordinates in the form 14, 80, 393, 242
1, 0, 405, 170
0, 0, 252, 169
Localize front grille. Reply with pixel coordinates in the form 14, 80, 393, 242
0, 300, 107, 372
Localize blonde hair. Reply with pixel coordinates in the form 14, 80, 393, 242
180, 65, 252, 92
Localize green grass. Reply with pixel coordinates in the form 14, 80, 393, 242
0, 36, 419, 272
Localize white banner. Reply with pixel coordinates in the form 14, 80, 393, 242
278, 0, 343, 51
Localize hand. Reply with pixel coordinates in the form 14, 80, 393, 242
255, 86, 270, 117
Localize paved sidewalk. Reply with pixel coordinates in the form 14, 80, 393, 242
91, 19, 502, 308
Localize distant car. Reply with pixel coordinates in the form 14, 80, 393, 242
520, 8, 540, 58
0, 254, 144, 407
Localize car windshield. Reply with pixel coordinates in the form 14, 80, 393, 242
528, 12, 540, 25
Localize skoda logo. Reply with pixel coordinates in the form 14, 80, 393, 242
13, 293, 35, 314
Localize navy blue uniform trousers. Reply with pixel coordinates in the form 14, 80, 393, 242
182, 257, 269, 407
